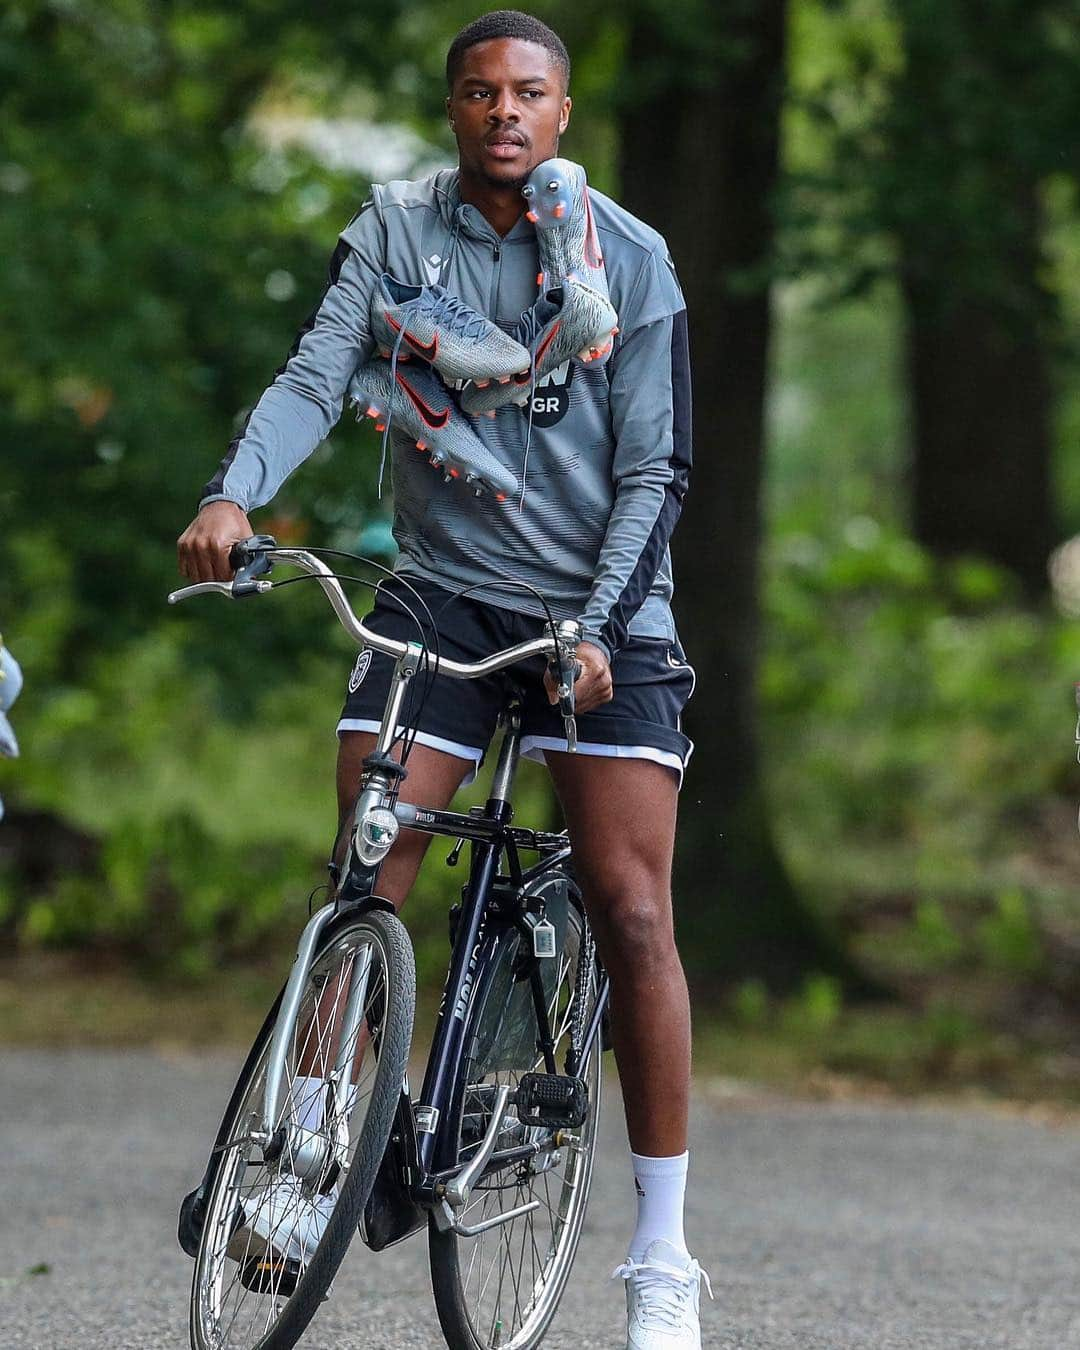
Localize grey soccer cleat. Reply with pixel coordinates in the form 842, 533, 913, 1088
523, 158, 612, 307
348, 358, 517, 501
370, 273, 531, 384
460, 280, 619, 416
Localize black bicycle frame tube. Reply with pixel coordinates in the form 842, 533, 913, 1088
413, 713, 522, 1182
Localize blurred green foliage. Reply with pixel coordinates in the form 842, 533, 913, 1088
2, 0, 1080, 1097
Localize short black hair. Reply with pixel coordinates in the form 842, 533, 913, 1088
446, 10, 570, 92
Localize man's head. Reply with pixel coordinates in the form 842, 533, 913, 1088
446, 11, 572, 190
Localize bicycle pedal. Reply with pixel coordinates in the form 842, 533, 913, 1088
237, 1252, 302, 1297
514, 1072, 588, 1128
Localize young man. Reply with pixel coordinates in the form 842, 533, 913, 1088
178, 10, 705, 1346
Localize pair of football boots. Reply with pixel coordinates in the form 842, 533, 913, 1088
347, 158, 618, 501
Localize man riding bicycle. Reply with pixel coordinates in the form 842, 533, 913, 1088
178, 11, 706, 1346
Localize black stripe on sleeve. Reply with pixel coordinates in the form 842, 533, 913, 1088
599, 308, 692, 656
200, 239, 354, 505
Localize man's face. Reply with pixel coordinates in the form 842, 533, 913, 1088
447, 37, 571, 189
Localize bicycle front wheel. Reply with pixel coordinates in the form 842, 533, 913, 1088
189, 907, 414, 1350
429, 882, 602, 1350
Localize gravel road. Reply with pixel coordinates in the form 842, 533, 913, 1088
2, 1048, 1079, 1349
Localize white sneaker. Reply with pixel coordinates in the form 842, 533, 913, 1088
227, 1174, 334, 1268
613, 1239, 713, 1349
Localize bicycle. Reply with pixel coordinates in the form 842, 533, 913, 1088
173, 537, 610, 1350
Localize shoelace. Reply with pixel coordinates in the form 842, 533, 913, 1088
612, 1255, 714, 1333
515, 292, 563, 512
403, 286, 491, 341
378, 328, 409, 498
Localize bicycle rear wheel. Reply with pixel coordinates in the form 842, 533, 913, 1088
429, 878, 602, 1350
189, 908, 414, 1350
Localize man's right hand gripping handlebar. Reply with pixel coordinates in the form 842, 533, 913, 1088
542, 620, 616, 752
176, 501, 254, 583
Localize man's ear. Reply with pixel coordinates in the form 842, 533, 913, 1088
559, 96, 572, 136
446, 95, 455, 129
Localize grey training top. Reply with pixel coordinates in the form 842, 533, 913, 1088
201, 169, 692, 660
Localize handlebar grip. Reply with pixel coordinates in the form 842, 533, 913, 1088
229, 534, 278, 596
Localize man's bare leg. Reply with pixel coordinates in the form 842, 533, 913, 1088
544, 752, 690, 1157
545, 752, 702, 1350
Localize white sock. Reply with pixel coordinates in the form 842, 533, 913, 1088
289, 1075, 360, 1134
628, 1150, 689, 1263
290, 1074, 328, 1133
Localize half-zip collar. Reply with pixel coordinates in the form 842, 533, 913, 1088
439, 169, 535, 249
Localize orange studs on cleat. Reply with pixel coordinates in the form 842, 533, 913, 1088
449, 467, 460, 478
366, 405, 379, 418
536, 272, 544, 286
484, 410, 497, 419
374, 421, 386, 432
475, 379, 490, 388
497, 375, 511, 385
416, 439, 428, 452
525, 209, 539, 223
553, 203, 565, 219
495, 492, 508, 503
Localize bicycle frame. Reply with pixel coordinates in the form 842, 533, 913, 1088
258, 643, 608, 1231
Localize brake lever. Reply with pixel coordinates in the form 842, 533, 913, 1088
556, 660, 580, 753
547, 645, 582, 754
548, 620, 583, 753
167, 578, 273, 604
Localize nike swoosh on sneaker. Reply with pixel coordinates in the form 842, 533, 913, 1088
395, 372, 451, 430
384, 314, 439, 362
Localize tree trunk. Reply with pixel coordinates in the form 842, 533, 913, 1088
618, 1, 860, 991
904, 184, 1055, 596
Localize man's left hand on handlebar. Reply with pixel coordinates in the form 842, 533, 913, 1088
545, 641, 612, 715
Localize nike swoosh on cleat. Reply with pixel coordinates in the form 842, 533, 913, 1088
385, 314, 439, 361
395, 372, 451, 430
513, 320, 562, 385
534, 320, 562, 366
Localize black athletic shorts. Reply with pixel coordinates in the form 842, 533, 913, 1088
337, 576, 696, 786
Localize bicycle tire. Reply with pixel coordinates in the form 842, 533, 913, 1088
189, 908, 415, 1350
428, 880, 602, 1350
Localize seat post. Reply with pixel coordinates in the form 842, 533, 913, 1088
488, 695, 523, 809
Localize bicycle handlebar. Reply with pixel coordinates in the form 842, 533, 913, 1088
167, 539, 583, 684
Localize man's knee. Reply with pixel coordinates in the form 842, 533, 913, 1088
578, 861, 677, 963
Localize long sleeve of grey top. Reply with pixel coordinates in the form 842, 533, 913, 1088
576, 245, 692, 661
200, 208, 384, 510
